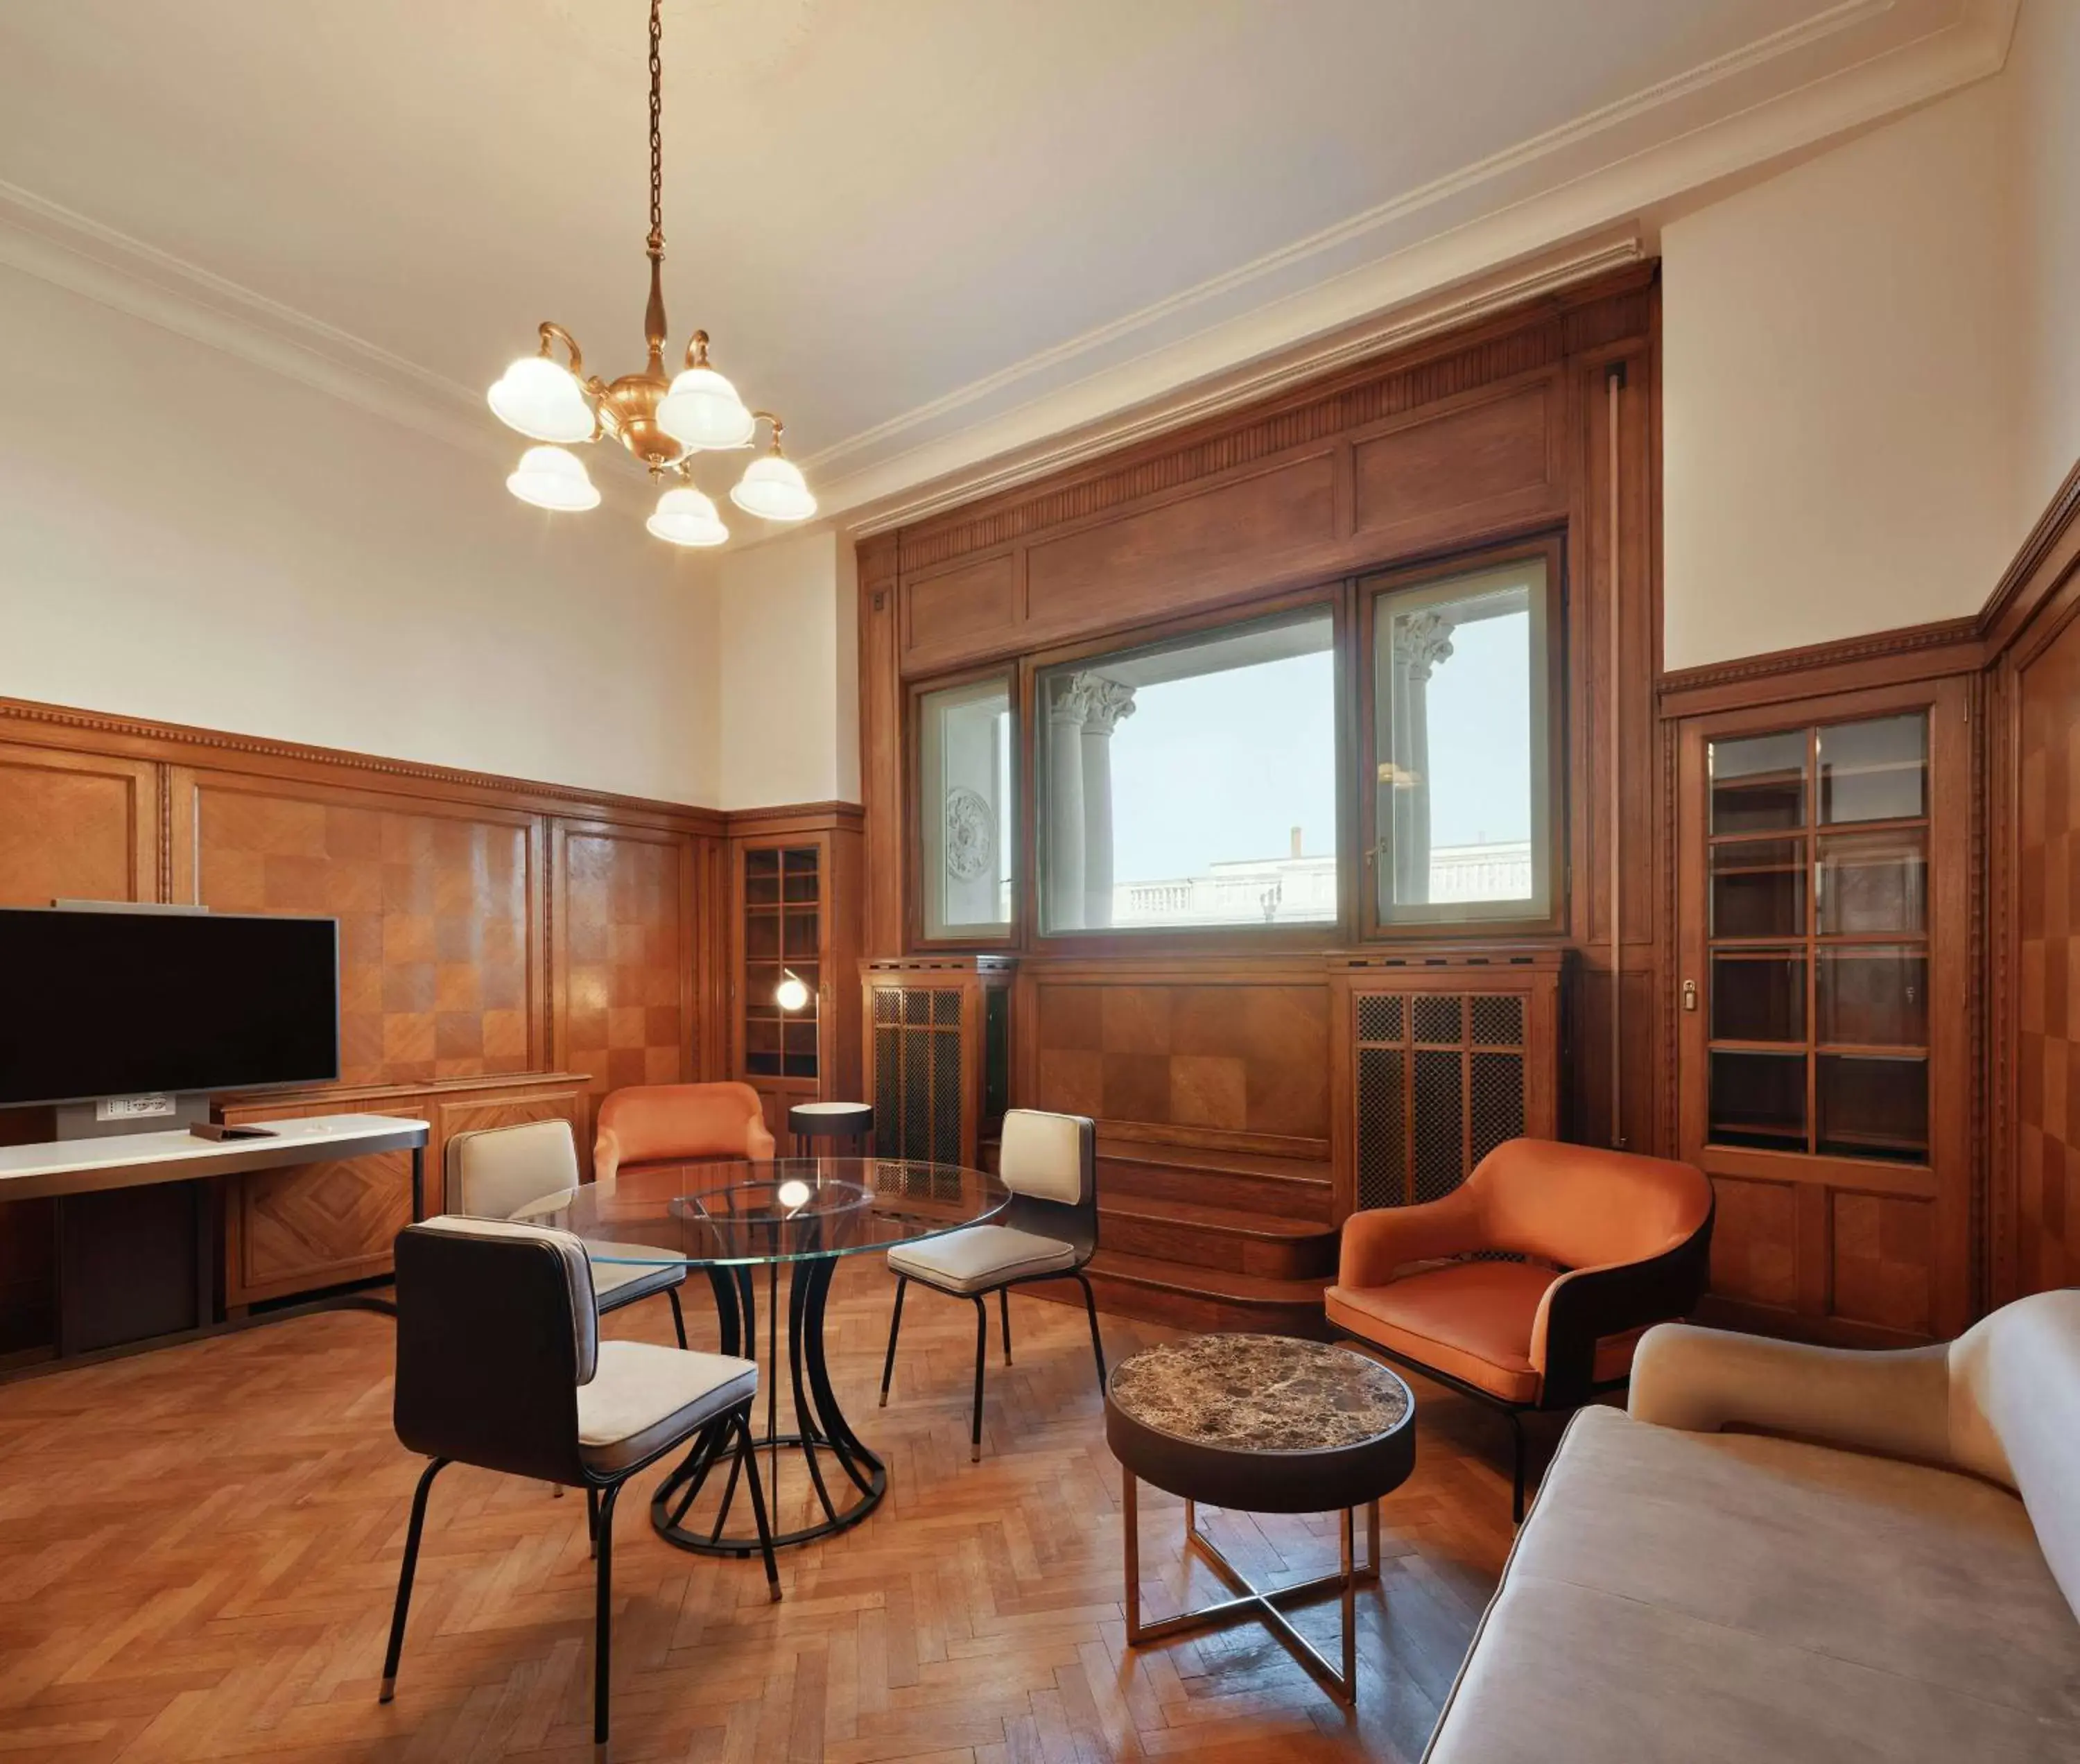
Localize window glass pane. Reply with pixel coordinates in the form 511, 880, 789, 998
1817, 946, 1927, 1048
1817, 1053, 1927, 1162
1817, 829, 1927, 935
1819, 714, 1926, 824
1035, 609, 1336, 933
1373, 558, 1550, 923
1710, 837, 1806, 937
1710, 730, 1806, 833
1711, 949, 1805, 1043
918, 677, 1015, 939
1708, 1050, 1806, 1150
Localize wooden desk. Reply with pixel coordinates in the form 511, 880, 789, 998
0, 1113, 429, 1369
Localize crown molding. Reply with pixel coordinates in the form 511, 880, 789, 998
0, 0, 2016, 544
822, 0, 2016, 530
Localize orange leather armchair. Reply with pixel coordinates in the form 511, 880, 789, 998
1328, 1137, 1713, 1521
593, 1082, 776, 1182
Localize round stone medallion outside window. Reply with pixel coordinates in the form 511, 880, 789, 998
944, 786, 996, 882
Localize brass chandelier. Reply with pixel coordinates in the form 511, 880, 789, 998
486, 0, 814, 546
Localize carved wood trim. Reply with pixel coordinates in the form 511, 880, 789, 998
1979, 455, 2080, 656
0, 695, 725, 835
1656, 618, 1985, 717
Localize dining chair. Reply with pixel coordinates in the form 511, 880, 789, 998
447, 1118, 689, 1349
594, 1081, 776, 1181
877, 1108, 1106, 1460
379, 1215, 779, 1756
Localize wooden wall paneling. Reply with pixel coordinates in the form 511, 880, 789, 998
901, 550, 1022, 676
1348, 374, 1565, 546
1021, 958, 1333, 1159
168, 768, 544, 1087
550, 818, 700, 1161
0, 741, 162, 1352
860, 535, 906, 956
217, 1072, 587, 1305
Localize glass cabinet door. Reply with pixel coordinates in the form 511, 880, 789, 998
743, 843, 821, 1080
1701, 713, 1930, 1164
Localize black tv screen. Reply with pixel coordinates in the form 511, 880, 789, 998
0, 908, 340, 1107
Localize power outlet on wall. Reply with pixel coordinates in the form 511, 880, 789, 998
95, 1094, 176, 1122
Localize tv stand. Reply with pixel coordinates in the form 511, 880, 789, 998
0, 1114, 429, 1373
187, 1121, 277, 1142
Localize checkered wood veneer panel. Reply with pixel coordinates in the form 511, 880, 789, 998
1032, 983, 1328, 1141
196, 790, 532, 1087
2016, 619, 2080, 1295
560, 830, 689, 1105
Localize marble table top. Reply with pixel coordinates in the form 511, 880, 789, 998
1108, 1333, 1412, 1453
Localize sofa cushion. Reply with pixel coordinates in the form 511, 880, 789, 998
1327, 1261, 1636, 1404
1425, 1405, 2080, 1763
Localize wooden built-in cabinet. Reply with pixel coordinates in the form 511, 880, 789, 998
729, 805, 865, 1143
863, 956, 1015, 1170
1674, 678, 1973, 1342
216, 1071, 588, 1308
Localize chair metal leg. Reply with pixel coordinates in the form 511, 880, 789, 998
999, 1287, 1012, 1366
586, 1485, 600, 1557
1075, 1269, 1107, 1388
666, 1284, 688, 1350
1505, 1409, 1527, 1524
970, 1295, 988, 1462
878, 1277, 907, 1408
592, 1481, 621, 1754
379, 1456, 449, 1703
733, 1406, 783, 1603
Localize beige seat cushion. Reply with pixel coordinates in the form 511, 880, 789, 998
1425, 1405, 2080, 1763
576, 1341, 756, 1476
584, 1243, 686, 1305
887, 1225, 1076, 1295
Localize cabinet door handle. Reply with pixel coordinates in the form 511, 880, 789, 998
1681, 979, 1699, 1012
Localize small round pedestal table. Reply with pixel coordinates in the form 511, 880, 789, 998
1106, 1333, 1415, 1706
514, 1156, 1007, 1555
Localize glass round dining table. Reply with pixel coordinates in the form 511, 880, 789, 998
510, 1156, 1009, 1556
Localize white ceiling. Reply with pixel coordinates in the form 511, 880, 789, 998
0, 0, 2011, 526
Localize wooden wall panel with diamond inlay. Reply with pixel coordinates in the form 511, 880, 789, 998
552, 820, 699, 1149
173, 771, 543, 1088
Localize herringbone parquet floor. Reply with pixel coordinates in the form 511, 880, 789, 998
0, 1261, 1527, 1762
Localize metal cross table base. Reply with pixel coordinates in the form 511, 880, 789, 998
1125, 1482, 1381, 1705
650, 1256, 885, 1555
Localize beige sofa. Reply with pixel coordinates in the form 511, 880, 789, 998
1423, 1289, 2080, 1762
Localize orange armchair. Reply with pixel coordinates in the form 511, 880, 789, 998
1328, 1137, 1713, 1520
593, 1082, 776, 1182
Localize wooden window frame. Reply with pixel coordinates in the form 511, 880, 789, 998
1355, 530, 1570, 942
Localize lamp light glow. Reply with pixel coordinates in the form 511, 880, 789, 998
487, 355, 594, 443
731, 449, 817, 522
775, 969, 811, 1012
657, 364, 756, 451
646, 485, 729, 548
506, 445, 600, 511
776, 1178, 813, 1210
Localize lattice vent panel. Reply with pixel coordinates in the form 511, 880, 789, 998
1351, 985, 1534, 1209
869, 985, 965, 1170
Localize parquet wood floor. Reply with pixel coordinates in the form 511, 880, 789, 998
0, 1261, 1527, 1762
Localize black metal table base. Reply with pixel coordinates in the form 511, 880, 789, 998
650, 1254, 885, 1555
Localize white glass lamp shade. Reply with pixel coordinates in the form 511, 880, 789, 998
487, 355, 594, 443
646, 485, 729, 548
505, 445, 600, 512
730, 451, 817, 522
775, 970, 811, 1012
655, 365, 756, 450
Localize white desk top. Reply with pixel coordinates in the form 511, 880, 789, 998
0, 1112, 430, 1201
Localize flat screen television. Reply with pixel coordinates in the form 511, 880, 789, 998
0, 907, 340, 1107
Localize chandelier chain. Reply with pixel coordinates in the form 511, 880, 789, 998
646, 0, 664, 259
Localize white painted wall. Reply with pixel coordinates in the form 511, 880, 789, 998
0, 264, 720, 804
1663, 0, 2080, 669
713, 526, 862, 810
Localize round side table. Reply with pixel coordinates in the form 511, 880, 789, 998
1106, 1333, 1415, 1706
788, 1100, 873, 1159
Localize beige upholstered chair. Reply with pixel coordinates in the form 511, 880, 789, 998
877, 1108, 1107, 1460
380, 1215, 777, 1756
446, 1118, 689, 1347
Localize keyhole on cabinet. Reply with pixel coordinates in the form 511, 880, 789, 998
1681, 978, 1698, 1012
